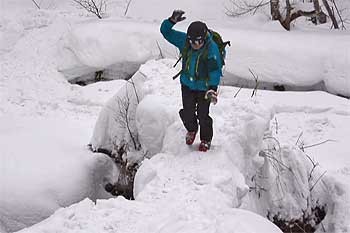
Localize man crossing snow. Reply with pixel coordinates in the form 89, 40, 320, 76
160, 10, 224, 152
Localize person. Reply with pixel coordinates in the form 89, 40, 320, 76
160, 10, 223, 152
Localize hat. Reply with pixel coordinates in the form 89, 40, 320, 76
187, 21, 208, 41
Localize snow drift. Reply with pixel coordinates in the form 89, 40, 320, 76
85, 59, 345, 233
59, 19, 350, 96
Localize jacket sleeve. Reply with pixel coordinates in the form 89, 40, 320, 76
160, 19, 187, 50
207, 42, 223, 88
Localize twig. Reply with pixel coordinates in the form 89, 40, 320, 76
261, 151, 291, 172
31, 0, 41, 9
304, 152, 317, 167
295, 222, 307, 233
296, 131, 303, 146
331, 0, 347, 30
156, 41, 164, 59
225, 0, 269, 17
303, 139, 336, 149
124, 0, 132, 16
310, 171, 327, 192
263, 136, 282, 151
234, 86, 243, 98
116, 87, 140, 150
249, 68, 259, 98
126, 78, 140, 104
274, 117, 278, 135
304, 153, 319, 183
72, 0, 105, 19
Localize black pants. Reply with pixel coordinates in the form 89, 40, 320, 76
179, 85, 213, 142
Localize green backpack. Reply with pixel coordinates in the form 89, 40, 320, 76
210, 30, 231, 66
173, 30, 230, 80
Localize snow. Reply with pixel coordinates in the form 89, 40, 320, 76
16, 197, 282, 233
0, 116, 112, 231
10, 58, 350, 233
1, 0, 350, 233
59, 19, 350, 96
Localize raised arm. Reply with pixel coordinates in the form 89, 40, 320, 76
160, 10, 187, 50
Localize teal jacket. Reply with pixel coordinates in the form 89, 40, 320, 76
160, 19, 223, 91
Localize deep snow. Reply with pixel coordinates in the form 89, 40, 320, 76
10, 58, 350, 233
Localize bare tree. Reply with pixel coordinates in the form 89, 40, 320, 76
72, 0, 107, 19
226, 0, 341, 31
272, 0, 320, 30
270, 0, 280, 20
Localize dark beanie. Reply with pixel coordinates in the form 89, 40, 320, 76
187, 21, 208, 39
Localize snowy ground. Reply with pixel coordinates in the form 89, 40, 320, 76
1, 0, 350, 233
9, 59, 350, 233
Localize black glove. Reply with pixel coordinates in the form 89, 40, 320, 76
169, 10, 186, 24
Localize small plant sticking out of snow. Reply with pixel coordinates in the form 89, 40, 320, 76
89, 73, 145, 199
115, 94, 141, 151
72, 0, 107, 19
249, 68, 259, 98
102, 79, 143, 199
250, 135, 328, 233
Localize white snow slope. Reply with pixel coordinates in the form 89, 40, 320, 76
15, 58, 350, 233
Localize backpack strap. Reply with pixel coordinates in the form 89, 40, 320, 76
172, 42, 191, 80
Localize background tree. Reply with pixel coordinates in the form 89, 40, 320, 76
226, 0, 342, 30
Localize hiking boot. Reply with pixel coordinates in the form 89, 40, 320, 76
186, 131, 197, 145
199, 140, 211, 152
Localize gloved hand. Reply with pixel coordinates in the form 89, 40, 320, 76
169, 10, 186, 24
205, 89, 218, 105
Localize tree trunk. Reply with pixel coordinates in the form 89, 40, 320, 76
281, 0, 293, 30
270, 0, 281, 20
313, 0, 321, 16
312, 0, 328, 24
321, 0, 339, 28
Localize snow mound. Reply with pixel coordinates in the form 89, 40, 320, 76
17, 197, 282, 233
58, 20, 169, 80
88, 59, 349, 233
0, 116, 114, 232
60, 19, 350, 96
11, 58, 350, 233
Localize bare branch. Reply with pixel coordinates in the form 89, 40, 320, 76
274, 117, 278, 135
331, 0, 346, 29
72, 0, 106, 19
249, 68, 259, 97
303, 139, 336, 149
310, 171, 327, 192
234, 86, 243, 98
156, 40, 165, 59
124, 0, 132, 16
295, 131, 303, 146
321, 0, 339, 28
225, 0, 269, 17
126, 79, 140, 104
31, 0, 41, 9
